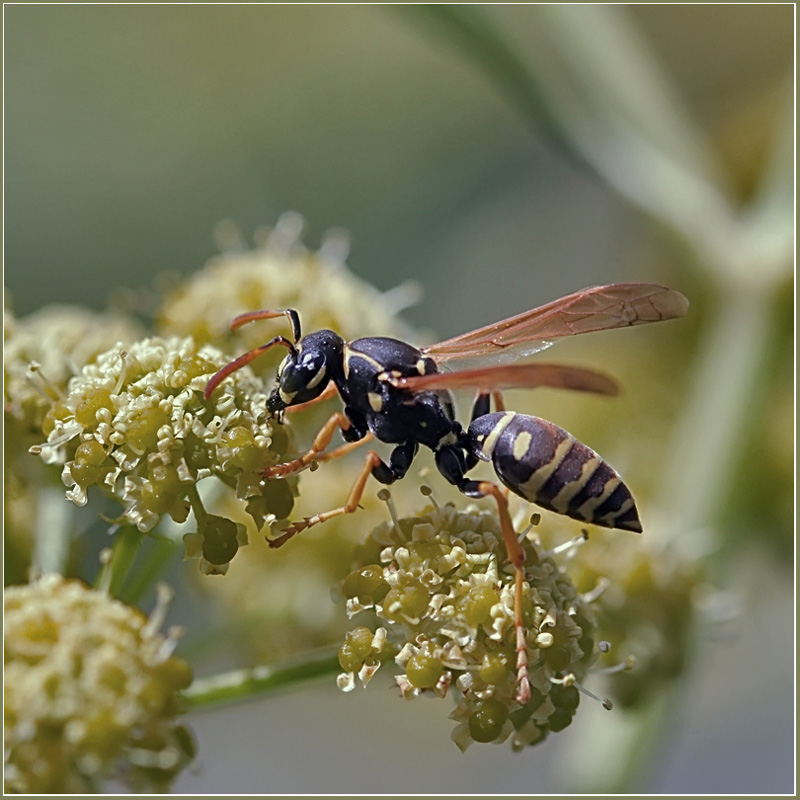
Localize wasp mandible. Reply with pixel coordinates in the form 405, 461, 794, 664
205, 282, 689, 703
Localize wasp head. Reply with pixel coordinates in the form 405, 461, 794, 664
267, 329, 343, 421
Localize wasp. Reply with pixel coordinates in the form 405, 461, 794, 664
205, 282, 688, 703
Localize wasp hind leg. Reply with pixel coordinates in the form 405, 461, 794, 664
459, 477, 533, 706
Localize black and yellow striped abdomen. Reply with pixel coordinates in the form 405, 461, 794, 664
467, 411, 642, 533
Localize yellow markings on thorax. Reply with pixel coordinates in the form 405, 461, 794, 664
367, 391, 383, 412
520, 433, 575, 497
479, 411, 516, 459
548, 455, 601, 515
343, 344, 389, 382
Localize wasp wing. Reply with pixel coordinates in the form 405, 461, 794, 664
386, 362, 619, 396
422, 283, 688, 364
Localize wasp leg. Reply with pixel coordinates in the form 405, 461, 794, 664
461, 478, 533, 706
470, 391, 491, 423
467, 389, 506, 422
263, 411, 360, 479
269, 449, 402, 547
466, 392, 493, 470
313, 432, 374, 465
284, 382, 339, 415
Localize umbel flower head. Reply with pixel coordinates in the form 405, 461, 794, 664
30, 334, 296, 573
4, 301, 145, 578
156, 211, 417, 367
336, 494, 601, 751
565, 531, 701, 708
3, 574, 194, 793
4, 300, 144, 435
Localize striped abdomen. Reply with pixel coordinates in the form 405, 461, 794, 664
467, 411, 642, 533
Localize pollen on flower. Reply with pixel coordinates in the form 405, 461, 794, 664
29, 334, 297, 571
3, 574, 194, 793
336, 496, 602, 751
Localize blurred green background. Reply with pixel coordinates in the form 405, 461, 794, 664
6, 4, 790, 326
4, 4, 794, 794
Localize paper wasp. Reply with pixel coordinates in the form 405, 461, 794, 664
205, 282, 688, 702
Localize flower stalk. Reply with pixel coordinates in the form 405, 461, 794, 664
181, 649, 342, 710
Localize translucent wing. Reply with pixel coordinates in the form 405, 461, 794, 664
386, 363, 619, 396
422, 283, 689, 364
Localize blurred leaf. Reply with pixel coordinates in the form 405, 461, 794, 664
395, 5, 585, 166
530, 7, 725, 182
402, 5, 739, 263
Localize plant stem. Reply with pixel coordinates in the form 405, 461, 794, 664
32, 487, 74, 575
186, 484, 208, 525
655, 281, 777, 541
181, 649, 342, 710
95, 525, 144, 598
395, 4, 584, 168
118, 534, 180, 605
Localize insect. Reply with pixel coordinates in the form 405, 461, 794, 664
205, 282, 688, 702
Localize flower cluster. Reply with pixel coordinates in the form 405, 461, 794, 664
336, 496, 601, 750
4, 574, 194, 793
30, 335, 296, 573
4, 301, 146, 577
157, 212, 417, 366
166, 213, 428, 648
565, 532, 701, 708
4, 301, 144, 434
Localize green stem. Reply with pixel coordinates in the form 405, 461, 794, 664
655, 282, 776, 539
95, 525, 145, 598
32, 487, 74, 575
181, 649, 342, 710
186, 484, 208, 525
117, 534, 180, 606
563, 280, 780, 791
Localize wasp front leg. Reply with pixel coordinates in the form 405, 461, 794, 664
263, 410, 368, 479
268, 444, 416, 547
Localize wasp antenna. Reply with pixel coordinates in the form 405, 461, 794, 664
204, 336, 296, 399
229, 308, 302, 342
